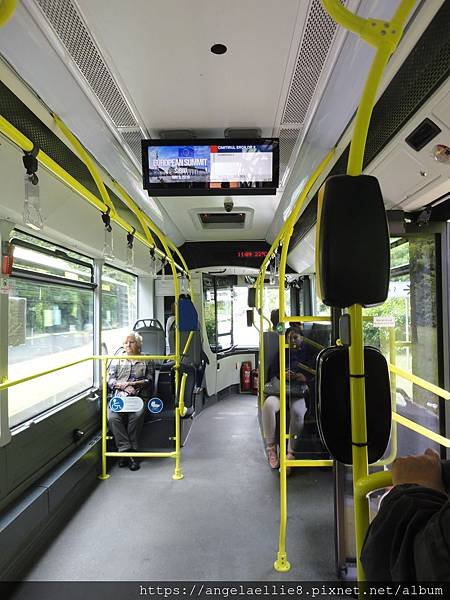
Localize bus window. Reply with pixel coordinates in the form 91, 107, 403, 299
101, 265, 137, 355
233, 287, 259, 346
364, 234, 440, 456
202, 275, 233, 352
8, 237, 95, 427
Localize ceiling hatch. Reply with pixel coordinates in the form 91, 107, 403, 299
191, 208, 254, 230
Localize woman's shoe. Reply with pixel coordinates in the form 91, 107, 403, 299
267, 445, 279, 469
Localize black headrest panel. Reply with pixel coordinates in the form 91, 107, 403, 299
317, 346, 391, 465
316, 175, 390, 308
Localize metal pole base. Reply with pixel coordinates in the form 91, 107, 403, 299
98, 474, 110, 480
274, 552, 291, 572
172, 469, 184, 480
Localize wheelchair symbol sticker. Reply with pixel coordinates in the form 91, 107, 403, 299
110, 397, 124, 412
148, 397, 163, 414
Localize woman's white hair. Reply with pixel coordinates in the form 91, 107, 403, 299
124, 331, 143, 349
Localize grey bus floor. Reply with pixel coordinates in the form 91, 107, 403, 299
23, 394, 335, 581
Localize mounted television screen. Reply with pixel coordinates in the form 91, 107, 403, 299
141, 138, 279, 196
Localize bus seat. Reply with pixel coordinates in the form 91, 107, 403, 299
302, 322, 331, 348
263, 331, 279, 383
316, 345, 391, 464
316, 174, 390, 308
133, 319, 165, 364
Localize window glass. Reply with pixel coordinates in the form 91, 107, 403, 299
363, 235, 440, 456
12, 231, 93, 283
101, 265, 137, 354
216, 288, 232, 335
233, 287, 259, 346
8, 279, 94, 427
202, 275, 233, 352
203, 277, 216, 350
263, 287, 290, 320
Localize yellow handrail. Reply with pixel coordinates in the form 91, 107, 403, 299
0, 356, 93, 391
392, 413, 450, 448
0, 115, 187, 272
0, 0, 16, 27
389, 364, 450, 400
53, 114, 117, 218
178, 372, 188, 418
259, 150, 334, 280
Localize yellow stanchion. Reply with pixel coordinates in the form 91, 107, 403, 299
273, 326, 290, 573
99, 358, 110, 480
172, 372, 187, 480
320, 0, 417, 583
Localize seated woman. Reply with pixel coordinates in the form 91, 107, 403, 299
107, 331, 154, 471
262, 327, 316, 470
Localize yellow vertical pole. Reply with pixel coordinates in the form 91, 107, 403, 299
258, 277, 265, 409
388, 327, 398, 458
274, 231, 292, 572
274, 325, 290, 572
98, 358, 110, 480
172, 407, 183, 480
348, 304, 368, 581
320, 0, 416, 582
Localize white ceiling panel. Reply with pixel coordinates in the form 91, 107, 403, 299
159, 194, 279, 241
76, 0, 303, 136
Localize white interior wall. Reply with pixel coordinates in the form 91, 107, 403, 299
137, 276, 154, 321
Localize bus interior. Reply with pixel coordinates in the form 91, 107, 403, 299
0, 0, 449, 592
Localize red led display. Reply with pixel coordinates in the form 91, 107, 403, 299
236, 250, 268, 258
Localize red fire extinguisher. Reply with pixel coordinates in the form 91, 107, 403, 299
251, 368, 259, 394
240, 361, 251, 392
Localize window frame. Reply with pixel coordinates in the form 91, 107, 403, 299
8, 235, 97, 428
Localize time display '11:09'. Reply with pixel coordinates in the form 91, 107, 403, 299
236, 250, 268, 258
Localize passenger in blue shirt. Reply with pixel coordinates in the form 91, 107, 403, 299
262, 327, 317, 471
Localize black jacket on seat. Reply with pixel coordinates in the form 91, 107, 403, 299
361, 484, 450, 581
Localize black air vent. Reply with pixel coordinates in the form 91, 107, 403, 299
199, 213, 245, 224
405, 118, 441, 151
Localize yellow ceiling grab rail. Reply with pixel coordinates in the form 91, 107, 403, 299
0, 0, 16, 27
0, 114, 187, 272
52, 113, 117, 218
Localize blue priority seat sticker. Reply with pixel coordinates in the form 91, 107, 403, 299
109, 396, 144, 412
148, 397, 164, 414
